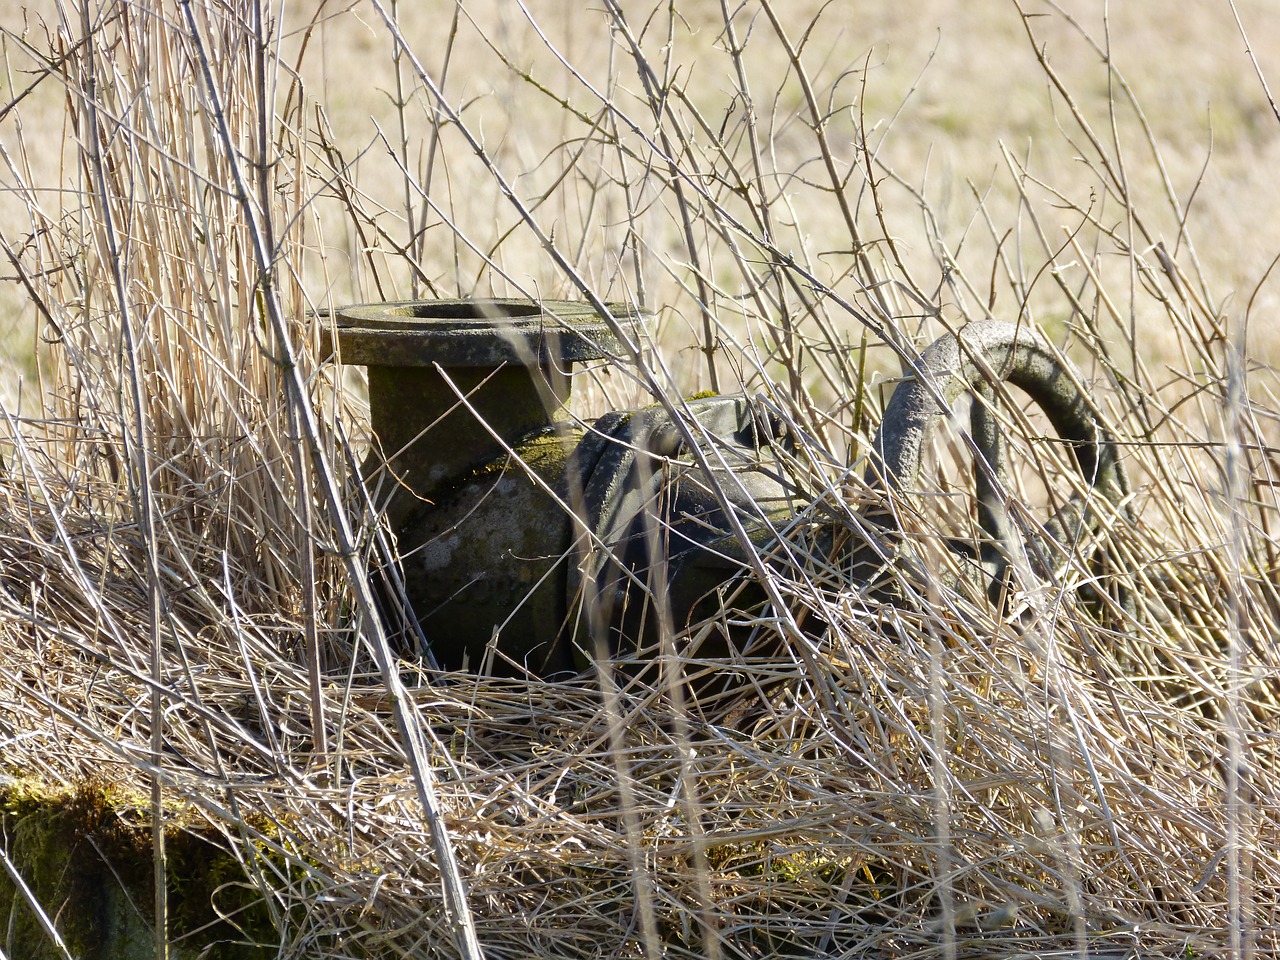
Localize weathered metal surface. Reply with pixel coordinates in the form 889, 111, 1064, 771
324, 298, 652, 672
871, 321, 1125, 507
323, 303, 1127, 676
568, 396, 798, 665
326, 298, 645, 532
867, 321, 1129, 597
361, 361, 573, 529
320, 298, 638, 367
398, 429, 581, 675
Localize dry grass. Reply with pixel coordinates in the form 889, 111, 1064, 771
1, 0, 1280, 957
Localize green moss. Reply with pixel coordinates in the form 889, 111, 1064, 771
0, 777, 285, 960
468, 430, 577, 480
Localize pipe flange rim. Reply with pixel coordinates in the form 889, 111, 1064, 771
322, 298, 648, 368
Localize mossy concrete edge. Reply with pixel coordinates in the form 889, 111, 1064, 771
0, 774, 279, 960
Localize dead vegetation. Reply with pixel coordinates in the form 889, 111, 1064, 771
1, 1, 1280, 957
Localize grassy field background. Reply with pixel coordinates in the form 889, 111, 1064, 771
5, 0, 1279, 385
244, 0, 1280, 368
2, 1, 1280, 957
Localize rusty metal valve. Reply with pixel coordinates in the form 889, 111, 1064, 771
321, 298, 794, 674
321, 300, 1126, 675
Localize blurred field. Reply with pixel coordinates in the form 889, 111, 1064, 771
5, 0, 1280, 385
2, 1, 1280, 958
296, 0, 1280, 374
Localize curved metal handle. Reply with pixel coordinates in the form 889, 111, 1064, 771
868, 321, 1128, 593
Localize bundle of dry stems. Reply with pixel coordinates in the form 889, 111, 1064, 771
0, 0, 1278, 957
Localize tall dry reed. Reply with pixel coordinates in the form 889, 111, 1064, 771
0, 1, 1278, 957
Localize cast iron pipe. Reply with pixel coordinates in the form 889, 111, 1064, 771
321, 298, 796, 674
321, 302, 1127, 675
